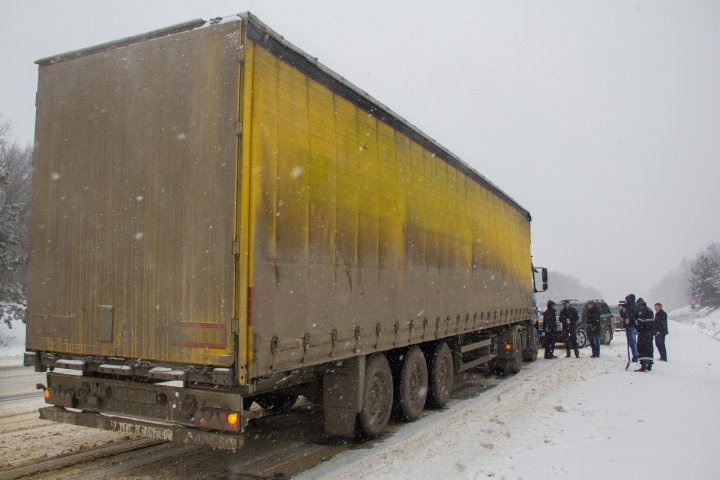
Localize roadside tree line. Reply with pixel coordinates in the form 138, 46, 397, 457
0, 114, 31, 327
689, 243, 720, 310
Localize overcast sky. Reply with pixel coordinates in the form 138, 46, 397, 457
1, 0, 719, 303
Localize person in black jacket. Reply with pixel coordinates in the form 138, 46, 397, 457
586, 301, 602, 358
542, 300, 558, 359
559, 300, 580, 358
621, 294, 639, 362
635, 297, 655, 372
654, 303, 668, 361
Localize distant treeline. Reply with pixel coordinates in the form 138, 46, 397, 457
535, 271, 602, 308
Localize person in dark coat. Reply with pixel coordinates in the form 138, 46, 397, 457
635, 297, 655, 372
542, 300, 558, 359
586, 301, 602, 358
654, 303, 668, 361
621, 294, 639, 362
559, 300, 580, 358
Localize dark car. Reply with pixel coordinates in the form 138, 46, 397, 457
539, 299, 614, 348
610, 304, 624, 331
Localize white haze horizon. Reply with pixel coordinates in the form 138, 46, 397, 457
1, 0, 719, 303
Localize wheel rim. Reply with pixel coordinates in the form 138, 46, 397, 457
577, 330, 587, 347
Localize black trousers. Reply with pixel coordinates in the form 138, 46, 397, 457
564, 329, 579, 356
544, 331, 556, 357
655, 334, 667, 361
637, 331, 654, 368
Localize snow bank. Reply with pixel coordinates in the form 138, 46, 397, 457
669, 305, 720, 339
0, 308, 25, 366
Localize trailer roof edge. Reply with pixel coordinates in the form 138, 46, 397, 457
35, 18, 206, 67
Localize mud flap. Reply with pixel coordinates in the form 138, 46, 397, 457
322, 355, 365, 437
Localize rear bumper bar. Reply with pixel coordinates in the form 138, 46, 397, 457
40, 406, 243, 451
40, 372, 245, 451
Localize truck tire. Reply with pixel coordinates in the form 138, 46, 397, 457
490, 326, 521, 376
254, 393, 298, 413
358, 353, 393, 438
392, 346, 428, 421
523, 326, 539, 362
426, 341, 453, 409
503, 327, 523, 375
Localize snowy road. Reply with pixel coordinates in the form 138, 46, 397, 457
1, 318, 717, 479
299, 320, 719, 480
0, 366, 45, 403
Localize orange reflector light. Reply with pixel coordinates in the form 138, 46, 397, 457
43, 389, 50, 399
505, 343, 512, 351
227, 412, 239, 426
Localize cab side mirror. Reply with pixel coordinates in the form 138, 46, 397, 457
532, 266, 549, 293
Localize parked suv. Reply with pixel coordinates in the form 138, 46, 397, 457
539, 299, 614, 348
610, 304, 624, 330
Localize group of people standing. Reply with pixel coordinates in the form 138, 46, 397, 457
621, 293, 668, 372
541, 300, 582, 359
541, 295, 669, 372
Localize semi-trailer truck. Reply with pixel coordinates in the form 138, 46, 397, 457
25, 13, 547, 451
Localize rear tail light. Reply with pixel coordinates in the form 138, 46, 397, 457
36, 383, 50, 401
194, 408, 241, 433
227, 412, 239, 428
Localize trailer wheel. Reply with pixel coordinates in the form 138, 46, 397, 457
426, 341, 453, 409
392, 346, 428, 421
358, 353, 393, 438
254, 393, 298, 413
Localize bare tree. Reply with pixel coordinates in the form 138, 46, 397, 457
0, 115, 32, 327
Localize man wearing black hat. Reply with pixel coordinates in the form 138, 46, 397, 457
542, 300, 558, 359
635, 297, 655, 372
559, 300, 580, 358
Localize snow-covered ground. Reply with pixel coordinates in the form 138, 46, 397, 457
0, 308, 25, 366
299, 308, 720, 480
671, 305, 720, 340
2, 307, 719, 479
